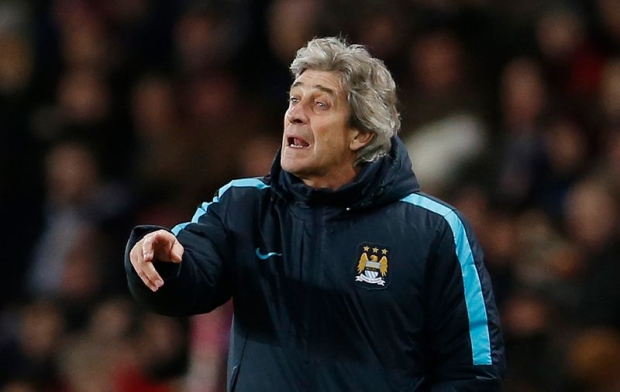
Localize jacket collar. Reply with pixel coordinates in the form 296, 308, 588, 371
269, 136, 420, 210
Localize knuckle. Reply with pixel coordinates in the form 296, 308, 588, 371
130, 255, 141, 268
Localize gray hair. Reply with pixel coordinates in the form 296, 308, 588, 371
290, 37, 400, 164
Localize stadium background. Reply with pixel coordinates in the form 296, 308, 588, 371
1, 0, 620, 390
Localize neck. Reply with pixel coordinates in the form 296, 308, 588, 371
300, 165, 360, 190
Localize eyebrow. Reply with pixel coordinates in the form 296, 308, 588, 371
290, 81, 336, 96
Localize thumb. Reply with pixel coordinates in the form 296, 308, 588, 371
170, 241, 184, 263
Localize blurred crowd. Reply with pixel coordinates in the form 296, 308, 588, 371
1, 0, 620, 391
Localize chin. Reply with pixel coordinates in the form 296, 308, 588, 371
281, 162, 300, 175
280, 157, 296, 173
281, 159, 307, 177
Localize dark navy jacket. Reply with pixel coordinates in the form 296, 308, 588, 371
125, 137, 505, 391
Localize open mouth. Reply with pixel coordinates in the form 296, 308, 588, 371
287, 137, 310, 149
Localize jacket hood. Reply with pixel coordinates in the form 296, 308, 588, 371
268, 136, 420, 210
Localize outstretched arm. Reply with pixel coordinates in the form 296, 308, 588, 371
125, 200, 233, 317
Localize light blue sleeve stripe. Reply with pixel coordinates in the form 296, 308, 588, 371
217, 178, 270, 198
172, 201, 212, 235
171, 222, 189, 235
400, 193, 492, 365
172, 178, 270, 236
191, 201, 213, 222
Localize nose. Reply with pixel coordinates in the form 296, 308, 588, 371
286, 102, 308, 124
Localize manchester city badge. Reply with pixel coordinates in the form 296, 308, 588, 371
355, 243, 391, 289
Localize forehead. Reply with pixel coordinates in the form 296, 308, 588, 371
291, 69, 344, 95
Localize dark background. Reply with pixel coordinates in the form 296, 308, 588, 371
1, 0, 620, 391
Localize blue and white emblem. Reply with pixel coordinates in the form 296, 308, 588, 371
355, 243, 390, 287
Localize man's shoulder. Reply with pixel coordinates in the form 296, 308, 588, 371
398, 191, 458, 219
397, 191, 477, 242
180, 177, 272, 230
214, 176, 272, 201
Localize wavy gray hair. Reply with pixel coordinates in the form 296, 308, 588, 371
290, 37, 400, 164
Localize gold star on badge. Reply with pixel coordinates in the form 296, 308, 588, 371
363, 246, 370, 252
372, 247, 379, 253
382, 249, 388, 254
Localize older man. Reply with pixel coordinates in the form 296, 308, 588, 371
126, 37, 505, 391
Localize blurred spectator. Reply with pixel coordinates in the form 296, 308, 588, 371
122, 313, 189, 390
563, 177, 620, 329
402, 29, 489, 196
402, 28, 487, 132
58, 13, 109, 74
0, 300, 65, 389
31, 66, 133, 179
501, 291, 556, 391
267, 0, 322, 67
494, 57, 548, 207
178, 70, 275, 200
56, 296, 187, 392
564, 327, 620, 392
0, 32, 33, 95
535, 5, 605, 109
129, 72, 193, 218
537, 115, 590, 219
235, 134, 281, 177
564, 177, 618, 255
102, 0, 179, 75
351, 1, 411, 81
173, 5, 245, 76
58, 336, 120, 392
26, 140, 132, 313
185, 302, 232, 392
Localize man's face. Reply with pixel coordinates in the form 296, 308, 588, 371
281, 69, 367, 189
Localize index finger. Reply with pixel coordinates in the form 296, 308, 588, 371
138, 258, 164, 292
130, 241, 163, 292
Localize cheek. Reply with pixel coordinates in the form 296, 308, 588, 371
316, 133, 346, 158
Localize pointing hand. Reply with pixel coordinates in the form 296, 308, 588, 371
129, 229, 184, 292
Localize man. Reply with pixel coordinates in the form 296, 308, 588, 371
126, 37, 505, 391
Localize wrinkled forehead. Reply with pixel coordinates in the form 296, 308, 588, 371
291, 69, 345, 95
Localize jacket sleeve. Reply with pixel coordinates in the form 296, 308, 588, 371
425, 209, 505, 391
125, 199, 232, 317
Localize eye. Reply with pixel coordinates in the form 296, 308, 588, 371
289, 96, 300, 105
315, 101, 329, 110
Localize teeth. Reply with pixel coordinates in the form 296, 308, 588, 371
289, 137, 306, 148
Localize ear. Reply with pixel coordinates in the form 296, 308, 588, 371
349, 130, 374, 152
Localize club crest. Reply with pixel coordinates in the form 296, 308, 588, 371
355, 243, 391, 288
